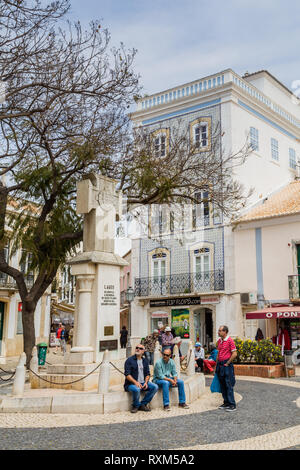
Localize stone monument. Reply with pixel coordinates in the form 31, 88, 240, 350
67, 174, 128, 364
33, 174, 128, 391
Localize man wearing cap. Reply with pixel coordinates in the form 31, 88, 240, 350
215, 325, 237, 412
161, 326, 174, 352
142, 330, 159, 365
194, 342, 205, 372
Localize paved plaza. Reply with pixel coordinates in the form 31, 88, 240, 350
0, 352, 299, 451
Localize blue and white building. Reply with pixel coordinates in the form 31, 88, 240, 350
129, 69, 300, 347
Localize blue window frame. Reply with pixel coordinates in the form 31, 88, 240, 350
271, 138, 279, 161
289, 148, 297, 170
250, 127, 259, 151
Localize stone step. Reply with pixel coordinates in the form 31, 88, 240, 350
46, 364, 99, 375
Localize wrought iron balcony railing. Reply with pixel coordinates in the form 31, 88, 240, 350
288, 275, 300, 300
0, 275, 34, 290
134, 270, 224, 297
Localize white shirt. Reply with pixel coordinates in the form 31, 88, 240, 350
137, 359, 144, 383
194, 347, 205, 360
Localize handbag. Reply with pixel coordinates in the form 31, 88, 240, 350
210, 373, 221, 393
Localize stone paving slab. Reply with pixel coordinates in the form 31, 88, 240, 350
0, 379, 298, 449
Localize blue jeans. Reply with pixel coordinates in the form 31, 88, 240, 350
127, 382, 158, 408
216, 361, 236, 407
145, 351, 154, 365
155, 378, 186, 406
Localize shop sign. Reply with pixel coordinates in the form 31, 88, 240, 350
151, 311, 169, 318
150, 297, 201, 308
246, 308, 300, 320
201, 295, 220, 304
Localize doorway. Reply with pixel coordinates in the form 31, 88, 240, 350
193, 307, 213, 346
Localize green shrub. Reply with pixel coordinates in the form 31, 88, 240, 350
233, 338, 283, 365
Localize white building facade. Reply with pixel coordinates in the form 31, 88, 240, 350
129, 69, 300, 348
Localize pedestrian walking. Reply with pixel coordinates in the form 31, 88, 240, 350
124, 343, 158, 413
153, 348, 189, 411
120, 326, 128, 349
54, 322, 63, 354
215, 325, 237, 412
60, 324, 68, 355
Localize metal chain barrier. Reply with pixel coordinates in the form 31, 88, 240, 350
28, 360, 103, 386
0, 367, 16, 382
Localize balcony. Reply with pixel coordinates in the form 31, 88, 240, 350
0, 275, 34, 290
134, 270, 224, 298
288, 275, 300, 302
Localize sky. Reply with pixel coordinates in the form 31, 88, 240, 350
68, 0, 300, 97
67, 0, 300, 256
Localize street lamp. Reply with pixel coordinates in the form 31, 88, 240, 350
126, 286, 134, 358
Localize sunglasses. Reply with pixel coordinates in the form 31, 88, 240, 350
163, 353, 171, 357
136, 347, 144, 350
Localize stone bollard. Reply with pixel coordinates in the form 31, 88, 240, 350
12, 353, 26, 396
173, 345, 181, 379
29, 346, 39, 389
98, 350, 110, 394
153, 340, 161, 366
186, 341, 195, 376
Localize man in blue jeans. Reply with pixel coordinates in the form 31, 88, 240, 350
124, 343, 158, 413
153, 348, 189, 411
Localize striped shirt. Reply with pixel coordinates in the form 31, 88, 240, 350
217, 336, 236, 362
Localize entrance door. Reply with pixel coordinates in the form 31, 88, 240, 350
0, 302, 4, 355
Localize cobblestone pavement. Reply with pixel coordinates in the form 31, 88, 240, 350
0, 378, 298, 450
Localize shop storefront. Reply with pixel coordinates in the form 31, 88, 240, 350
147, 295, 218, 346
246, 306, 300, 353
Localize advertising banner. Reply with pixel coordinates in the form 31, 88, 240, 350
171, 308, 190, 339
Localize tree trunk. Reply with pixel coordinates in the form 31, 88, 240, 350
22, 301, 37, 369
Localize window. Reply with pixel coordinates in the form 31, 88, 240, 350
271, 138, 279, 161
289, 148, 297, 170
250, 127, 259, 151
190, 117, 211, 152
152, 129, 169, 158
192, 191, 210, 228
194, 248, 210, 282
154, 134, 166, 157
20, 249, 34, 285
0, 242, 9, 282
194, 124, 208, 149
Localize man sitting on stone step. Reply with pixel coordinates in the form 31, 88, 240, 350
152, 348, 189, 412
124, 343, 158, 413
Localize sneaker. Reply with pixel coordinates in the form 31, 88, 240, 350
131, 406, 139, 413
178, 403, 189, 409
225, 406, 237, 412
139, 404, 151, 412
164, 405, 171, 411
218, 404, 230, 409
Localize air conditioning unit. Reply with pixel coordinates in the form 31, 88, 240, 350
240, 292, 257, 304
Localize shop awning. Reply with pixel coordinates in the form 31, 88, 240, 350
246, 306, 300, 319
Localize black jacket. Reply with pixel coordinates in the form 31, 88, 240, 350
124, 355, 150, 391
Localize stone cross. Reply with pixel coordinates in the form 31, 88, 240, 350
76, 174, 123, 253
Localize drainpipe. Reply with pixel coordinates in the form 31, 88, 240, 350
255, 228, 265, 309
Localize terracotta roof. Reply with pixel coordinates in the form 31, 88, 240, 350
237, 180, 300, 223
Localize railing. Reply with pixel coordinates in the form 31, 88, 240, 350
134, 270, 224, 297
288, 275, 300, 300
136, 69, 300, 130
0, 275, 34, 290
